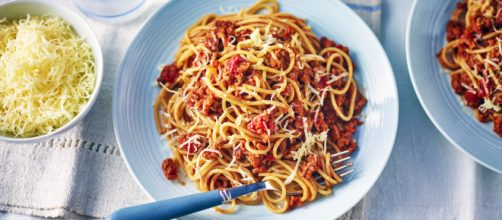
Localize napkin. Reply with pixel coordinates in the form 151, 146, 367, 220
0, 0, 381, 218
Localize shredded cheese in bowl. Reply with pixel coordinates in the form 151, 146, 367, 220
0, 15, 96, 137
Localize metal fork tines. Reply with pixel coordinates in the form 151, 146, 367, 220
316, 150, 354, 182
264, 150, 354, 196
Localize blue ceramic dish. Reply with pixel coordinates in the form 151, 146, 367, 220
406, 0, 502, 172
113, 0, 398, 219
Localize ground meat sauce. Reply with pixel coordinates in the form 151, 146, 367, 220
438, 1, 502, 137
157, 64, 179, 85
162, 158, 178, 180
288, 196, 303, 210
247, 110, 277, 138
156, 11, 368, 211
161, 19, 366, 174
247, 143, 275, 174
224, 55, 251, 85
301, 154, 322, 178
265, 49, 291, 70
186, 79, 223, 117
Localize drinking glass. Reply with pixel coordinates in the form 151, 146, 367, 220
74, 0, 146, 19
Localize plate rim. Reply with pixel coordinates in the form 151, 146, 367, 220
113, 0, 400, 218
112, 0, 175, 203
405, 0, 502, 173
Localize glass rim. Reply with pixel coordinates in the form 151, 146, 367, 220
73, 0, 146, 18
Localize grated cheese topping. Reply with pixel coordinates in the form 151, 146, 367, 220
246, 28, 277, 53
226, 142, 242, 169
284, 117, 328, 184
0, 15, 96, 137
479, 97, 501, 113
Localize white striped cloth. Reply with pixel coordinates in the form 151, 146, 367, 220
0, 0, 381, 219
344, 0, 381, 36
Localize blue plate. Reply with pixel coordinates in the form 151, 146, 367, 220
406, 0, 502, 172
113, 0, 398, 219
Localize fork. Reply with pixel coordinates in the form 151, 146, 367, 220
107, 150, 353, 220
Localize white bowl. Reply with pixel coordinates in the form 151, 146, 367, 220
0, 0, 103, 143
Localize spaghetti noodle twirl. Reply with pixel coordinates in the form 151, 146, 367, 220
154, 0, 367, 213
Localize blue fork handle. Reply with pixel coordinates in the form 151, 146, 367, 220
107, 181, 266, 220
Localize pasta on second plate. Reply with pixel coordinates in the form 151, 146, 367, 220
437, 0, 502, 137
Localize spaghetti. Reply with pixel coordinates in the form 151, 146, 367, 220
154, 0, 367, 213
437, 0, 502, 136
